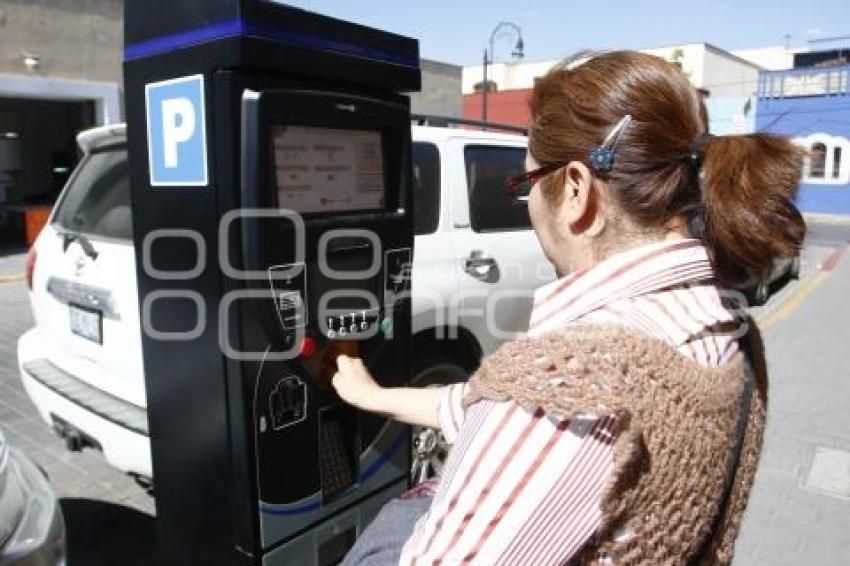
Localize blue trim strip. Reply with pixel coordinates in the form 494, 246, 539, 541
260, 499, 322, 517
124, 19, 243, 61
259, 429, 408, 517
124, 17, 419, 69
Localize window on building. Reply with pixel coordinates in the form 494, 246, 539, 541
412, 142, 440, 235
833, 147, 842, 179
465, 145, 530, 232
810, 143, 826, 179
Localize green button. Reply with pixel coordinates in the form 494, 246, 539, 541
379, 317, 393, 335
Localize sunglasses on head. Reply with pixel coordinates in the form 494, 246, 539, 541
505, 161, 568, 195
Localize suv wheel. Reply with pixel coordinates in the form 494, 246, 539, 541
409, 351, 472, 485
788, 254, 801, 280
751, 280, 770, 306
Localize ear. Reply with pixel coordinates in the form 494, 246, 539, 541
560, 161, 603, 235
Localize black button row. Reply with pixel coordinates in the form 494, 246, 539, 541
324, 309, 380, 338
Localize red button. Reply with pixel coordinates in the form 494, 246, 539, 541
299, 336, 316, 357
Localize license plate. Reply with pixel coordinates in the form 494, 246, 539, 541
70, 304, 102, 344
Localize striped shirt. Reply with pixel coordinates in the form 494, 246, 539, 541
399, 238, 744, 565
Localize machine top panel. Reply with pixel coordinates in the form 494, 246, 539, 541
124, 0, 420, 90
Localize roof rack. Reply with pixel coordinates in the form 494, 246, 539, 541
411, 114, 527, 136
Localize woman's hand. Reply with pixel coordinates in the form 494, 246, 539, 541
332, 355, 382, 410
331, 355, 445, 429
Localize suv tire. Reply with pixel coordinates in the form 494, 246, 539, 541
409, 345, 475, 485
751, 280, 770, 306
788, 253, 801, 280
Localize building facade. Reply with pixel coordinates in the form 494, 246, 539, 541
0, 0, 123, 235
410, 59, 463, 118
461, 40, 850, 216
755, 65, 850, 214
461, 43, 761, 135
0, 0, 460, 238
0, 0, 124, 121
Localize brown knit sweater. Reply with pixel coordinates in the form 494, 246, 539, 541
463, 323, 767, 565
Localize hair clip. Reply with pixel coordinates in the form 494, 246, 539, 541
588, 114, 632, 173
588, 146, 615, 172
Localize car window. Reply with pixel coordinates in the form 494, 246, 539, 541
53, 147, 131, 241
464, 145, 530, 232
412, 142, 440, 235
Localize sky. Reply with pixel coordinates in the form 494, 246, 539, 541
279, 0, 850, 66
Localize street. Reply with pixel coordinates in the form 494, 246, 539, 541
1, 221, 849, 564
0, 245, 155, 566
806, 219, 850, 245
732, 224, 850, 565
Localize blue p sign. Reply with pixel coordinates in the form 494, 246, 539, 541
145, 75, 208, 187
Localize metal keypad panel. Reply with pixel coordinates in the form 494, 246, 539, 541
323, 308, 380, 339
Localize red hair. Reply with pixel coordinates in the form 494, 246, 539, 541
528, 51, 805, 285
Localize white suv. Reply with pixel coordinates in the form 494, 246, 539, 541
17, 125, 151, 482
409, 122, 553, 385
17, 121, 551, 484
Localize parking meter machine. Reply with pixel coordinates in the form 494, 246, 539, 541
123, 2, 420, 564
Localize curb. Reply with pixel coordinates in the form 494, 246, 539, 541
757, 271, 827, 331
821, 244, 847, 272
804, 213, 850, 226
757, 244, 845, 330
0, 274, 25, 283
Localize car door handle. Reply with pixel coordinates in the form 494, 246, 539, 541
464, 251, 499, 282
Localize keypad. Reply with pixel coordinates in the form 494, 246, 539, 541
324, 308, 380, 339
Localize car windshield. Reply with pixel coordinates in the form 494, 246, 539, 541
53, 147, 131, 241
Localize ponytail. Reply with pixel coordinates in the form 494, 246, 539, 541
701, 134, 805, 286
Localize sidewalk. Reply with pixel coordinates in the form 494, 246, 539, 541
0, 246, 26, 280
733, 247, 850, 564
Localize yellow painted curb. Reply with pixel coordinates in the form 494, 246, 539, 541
757, 271, 830, 331
0, 273, 25, 283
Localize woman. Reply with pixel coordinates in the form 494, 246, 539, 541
333, 51, 804, 565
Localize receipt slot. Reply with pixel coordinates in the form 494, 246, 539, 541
124, 2, 419, 564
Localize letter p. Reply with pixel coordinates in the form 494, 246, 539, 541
161, 97, 195, 169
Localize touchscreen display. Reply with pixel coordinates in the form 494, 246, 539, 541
272, 126, 385, 213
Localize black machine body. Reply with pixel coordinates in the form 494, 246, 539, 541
123, 2, 420, 564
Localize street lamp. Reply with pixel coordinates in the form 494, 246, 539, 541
482, 22, 525, 122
